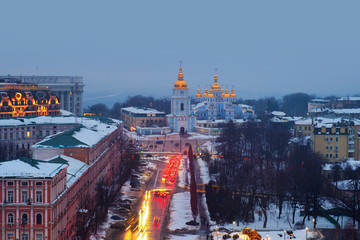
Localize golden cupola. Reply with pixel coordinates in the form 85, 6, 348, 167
230, 89, 236, 98
208, 89, 214, 98
174, 67, 188, 89
210, 73, 221, 91
195, 89, 202, 98
224, 89, 230, 98
203, 88, 208, 97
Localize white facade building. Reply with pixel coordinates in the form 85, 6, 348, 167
166, 67, 196, 133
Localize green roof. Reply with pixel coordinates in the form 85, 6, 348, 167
47, 156, 69, 164
38, 127, 89, 148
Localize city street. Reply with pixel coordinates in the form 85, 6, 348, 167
130, 132, 213, 154
114, 156, 181, 240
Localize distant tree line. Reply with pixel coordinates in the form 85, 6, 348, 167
85, 95, 171, 119
237, 92, 315, 117
205, 119, 360, 229
85, 92, 349, 120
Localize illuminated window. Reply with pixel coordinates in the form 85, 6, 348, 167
7, 233, 14, 240
26, 131, 30, 138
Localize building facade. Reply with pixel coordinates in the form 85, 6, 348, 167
0, 76, 84, 115
0, 116, 83, 161
1, 116, 123, 240
121, 107, 166, 131
193, 73, 253, 120
0, 82, 60, 118
295, 117, 360, 162
166, 67, 196, 133
0, 157, 68, 240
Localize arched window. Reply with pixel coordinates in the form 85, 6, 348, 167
22, 213, 28, 224
8, 213, 14, 224
36, 213, 42, 224
180, 103, 184, 111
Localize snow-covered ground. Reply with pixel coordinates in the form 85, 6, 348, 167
177, 157, 189, 189
197, 157, 211, 184
168, 191, 199, 232
168, 234, 200, 240
209, 229, 318, 240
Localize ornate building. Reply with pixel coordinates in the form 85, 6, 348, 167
166, 67, 196, 133
0, 81, 60, 118
193, 73, 253, 120
0, 75, 84, 115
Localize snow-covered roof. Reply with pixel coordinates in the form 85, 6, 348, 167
323, 159, 360, 171
60, 109, 74, 116
196, 119, 246, 124
193, 102, 206, 110
338, 97, 360, 101
294, 117, 358, 128
310, 98, 330, 103
32, 117, 121, 148
121, 107, 165, 114
0, 157, 67, 179
271, 111, 286, 117
238, 104, 253, 109
310, 108, 360, 114
44, 155, 89, 188
332, 180, 356, 191
0, 115, 121, 127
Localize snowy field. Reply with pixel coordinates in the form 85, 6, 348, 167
168, 191, 200, 232
168, 234, 200, 240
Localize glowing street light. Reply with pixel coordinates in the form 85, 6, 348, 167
284, 230, 286, 240
232, 221, 235, 233
306, 227, 308, 240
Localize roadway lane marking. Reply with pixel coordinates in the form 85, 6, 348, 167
154, 168, 160, 188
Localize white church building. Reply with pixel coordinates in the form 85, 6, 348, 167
166, 67, 196, 133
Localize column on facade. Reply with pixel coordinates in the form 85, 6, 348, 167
66, 92, 70, 112
60, 91, 64, 110
79, 91, 83, 115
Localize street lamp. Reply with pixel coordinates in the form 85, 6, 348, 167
267, 233, 269, 240
305, 227, 308, 240
283, 230, 286, 240
232, 221, 235, 233
313, 218, 316, 230
216, 225, 219, 240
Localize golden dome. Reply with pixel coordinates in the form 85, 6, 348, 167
203, 88, 208, 97
208, 89, 214, 98
195, 89, 202, 98
174, 67, 188, 89
210, 73, 221, 91
230, 89, 236, 98
224, 89, 230, 98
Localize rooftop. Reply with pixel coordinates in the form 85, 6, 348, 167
122, 107, 165, 115
0, 115, 120, 127
45, 155, 89, 188
0, 157, 67, 179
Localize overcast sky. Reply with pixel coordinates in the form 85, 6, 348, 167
1, 0, 359, 105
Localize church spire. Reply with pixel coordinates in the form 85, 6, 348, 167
174, 62, 187, 89
214, 68, 217, 82
178, 66, 184, 81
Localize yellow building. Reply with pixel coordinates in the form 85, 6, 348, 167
121, 107, 166, 131
295, 117, 360, 162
